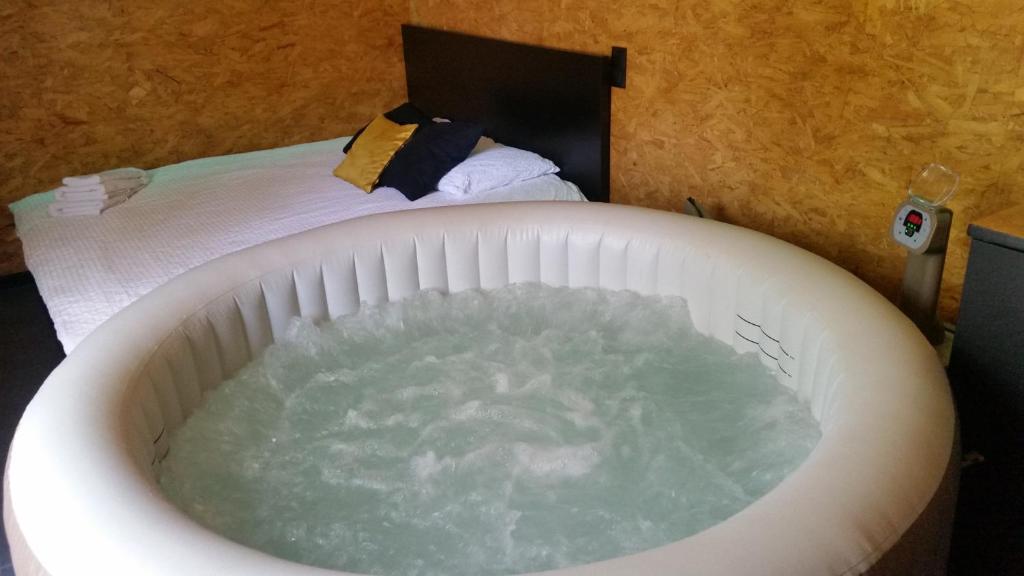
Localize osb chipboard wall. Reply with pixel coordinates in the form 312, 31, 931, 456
4, 1, 1023, 323
0, 0, 409, 275
412, 0, 1024, 322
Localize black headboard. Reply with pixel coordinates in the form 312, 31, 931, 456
402, 25, 623, 203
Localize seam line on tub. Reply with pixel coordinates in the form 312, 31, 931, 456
232, 296, 255, 361
736, 314, 795, 359
412, 237, 423, 293
379, 242, 391, 302
474, 231, 482, 289
319, 260, 331, 319
153, 426, 165, 445
441, 232, 451, 292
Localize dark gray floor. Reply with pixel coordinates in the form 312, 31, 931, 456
0, 272, 1021, 574
1, 273, 65, 575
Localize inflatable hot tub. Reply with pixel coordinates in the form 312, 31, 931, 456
4, 202, 957, 576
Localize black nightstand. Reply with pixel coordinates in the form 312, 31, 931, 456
948, 204, 1024, 456
946, 205, 1024, 576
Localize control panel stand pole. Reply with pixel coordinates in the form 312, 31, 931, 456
898, 207, 952, 344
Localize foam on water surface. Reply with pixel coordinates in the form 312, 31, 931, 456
159, 284, 821, 576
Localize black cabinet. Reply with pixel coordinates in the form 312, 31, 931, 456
949, 205, 1024, 456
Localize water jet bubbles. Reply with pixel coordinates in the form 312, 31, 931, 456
160, 283, 820, 576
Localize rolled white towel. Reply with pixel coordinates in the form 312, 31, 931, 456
55, 179, 146, 201
62, 167, 148, 187
48, 196, 127, 218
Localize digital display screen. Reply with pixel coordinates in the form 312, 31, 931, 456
903, 209, 924, 238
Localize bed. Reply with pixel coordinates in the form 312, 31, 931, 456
8, 25, 625, 352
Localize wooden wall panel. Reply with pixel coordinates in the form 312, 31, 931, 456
0, 0, 409, 275
5, 1, 1023, 323
411, 0, 1024, 322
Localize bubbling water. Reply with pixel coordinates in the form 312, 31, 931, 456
159, 284, 820, 576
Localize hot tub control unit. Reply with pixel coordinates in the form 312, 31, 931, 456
891, 163, 958, 344
893, 200, 950, 255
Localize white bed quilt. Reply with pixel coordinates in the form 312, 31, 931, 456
10, 137, 585, 352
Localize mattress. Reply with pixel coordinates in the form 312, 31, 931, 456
9, 137, 586, 352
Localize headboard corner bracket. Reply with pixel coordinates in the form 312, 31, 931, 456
611, 46, 627, 89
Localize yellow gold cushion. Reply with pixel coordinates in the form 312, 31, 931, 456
334, 115, 417, 192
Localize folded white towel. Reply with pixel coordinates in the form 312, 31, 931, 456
63, 167, 148, 188
55, 180, 146, 201
48, 196, 126, 218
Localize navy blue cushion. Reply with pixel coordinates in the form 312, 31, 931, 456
377, 120, 484, 201
342, 102, 430, 154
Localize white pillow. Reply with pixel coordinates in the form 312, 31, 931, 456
437, 138, 559, 196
